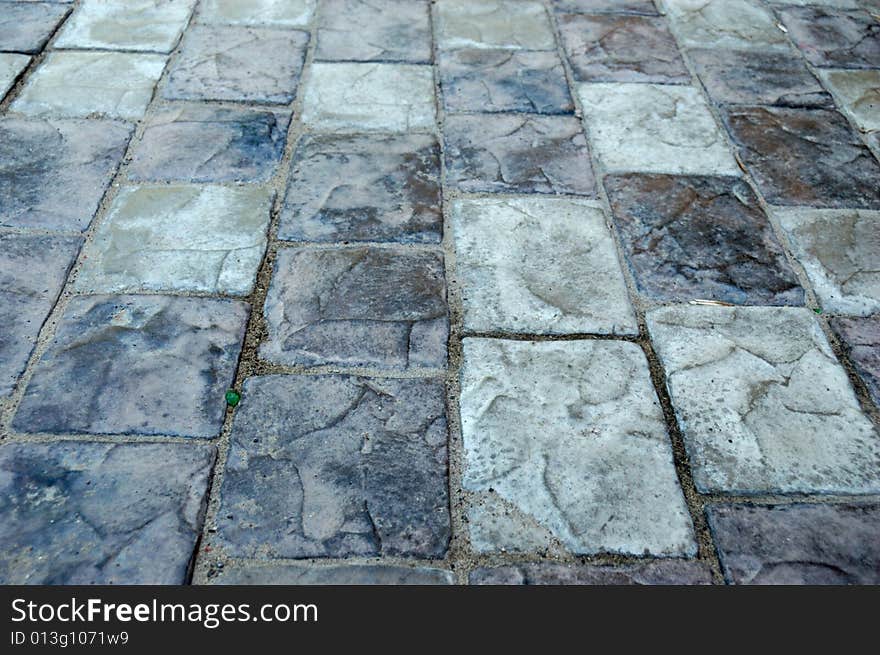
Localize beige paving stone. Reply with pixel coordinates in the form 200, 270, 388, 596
818, 69, 880, 132
435, 0, 556, 50
198, 0, 315, 26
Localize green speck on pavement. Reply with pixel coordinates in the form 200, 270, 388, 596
225, 389, 241, 407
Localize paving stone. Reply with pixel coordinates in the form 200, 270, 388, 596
647, 305, 880, 494
775, 207, 880, 315
55, 0, 193, 53
0, 442, 214, 585
451, 197, 636, 334
772, 0, 860, 7
262, 247, 447, 369
0, 117, 132, 231
659, 0, 789, 50
779, 7, 880, 69
605, 174, 804, 306
578, 83, 739, 175
0, 2, 70, 53
553, 0, 658, 14
76, 185, 273, 296
198, 0, 315, 26
690, 48, 832, 108
461, 338, 696, 557
164, 25, 308, 103
215, 374, 450, 558
818, 69, 880, 132
722, 106, 880, 209
212, 564, 454, 585
443, 113, 595, 195
435, 0, 556, 51
300, 63, 436, 132
0, 52, 28, 97
0, 234, 80, 396
13, 294, 248, 437
11, 51, 166, 119
438, 49, 573, 114
316, 0, 431, 63
128, 104, 290, 182
558, 13, 689, 83
279, 134, 442, 244
831, 315, 880, 408
708, 503, 880, 584
469, 561, 713, 585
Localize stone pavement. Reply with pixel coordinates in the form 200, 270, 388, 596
0, 0, 879, 586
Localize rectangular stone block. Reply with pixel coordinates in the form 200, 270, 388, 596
0, 1, 70, 53
198, 0, 315, 26
659, 0, 789, 50
470, 561, 713, 585
779, 6, 880, 68
0, 52, 28, 98
212, 564, 454, 585
553, 0, 658, 13
818, 69, 880, 132
435, 0, 556, 50
831, 315, 880, 409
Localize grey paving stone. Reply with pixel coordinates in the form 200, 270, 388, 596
469, 561, 713, 585
659, 0, 789, 50
0, 52, 28, 97
690, 48, 832, 108
55, 0, 194, 53
708, 503, 880, 584
438, 49, 573, 114
558, 13, 689, 83
0, 2, 70, 53
451, 197, 637, 334
461, 338, 696, 557
11, 51, 166, 119
262, 247, 447, 369
279, 134, 442, 244
647, 305, 880, 494
775, 207, 880, 315
0, 441, 214, 585
163, 25, 308, 103
215, 374, 450, 558
779, 6, 880, 69
0, 234, 80, 396
316, 0, 431, 63
831, 315, 880, 409
212, 564, 454, 585
13, 295, 248, 437
443, 113, 595, 195
722, 106, 880, 209
818, 69, 880, 132
76, 185, 273, 296
198, 0, 315, 26
553, 0, 658, 14
579, 83, 739, 175
0, 117, 132, 231
128, 104, 290, 183
604, 174, 804, 306
435, 0, 556, 51
300, 63, 436, 132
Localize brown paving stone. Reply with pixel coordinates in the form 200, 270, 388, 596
831, 315, 880, 409
779, 6, 880, 69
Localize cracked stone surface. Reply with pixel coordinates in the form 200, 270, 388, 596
776, 207, 880, 315
818, 69, 880, 132
461, 338, 696, 557
647, 305, 880, 494
435, 0, 556, 51
451, 197, 636, 334
75, 185, 273, 296
279, 134, 442, 244
553, 0, 658, 14
831, 315, 880, 409
579, 83, 740, 175
163, 25, 309, 103
0, 442, 214, 585
604, 174, 804, 306
215, 374, 450, 558
690, 48, 832, 108
11, 51, 166, 119
212, 564, 454, 585
301, 63, 436, 132
0, 117, 132, 231
659, 0, 789, 50
128, 105, 290, 182
198, 0, 315, 26
0, 234, 80, 396
316, 0, 431, 63
55, 0, 194, 53
0, 2, 70, 53
779, 7, 880, 69
262, 247, 447, 369
443, 113, 595, 195
708, 503, 880, 584
0, 52, 28, 98
13, 295, 248, 438
722, 106, 880, 209
470, 561, 713, 585
438, 49, 573, 114
558, 13, 689, 83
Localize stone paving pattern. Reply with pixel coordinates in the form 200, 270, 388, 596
1, 0, 879, 585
